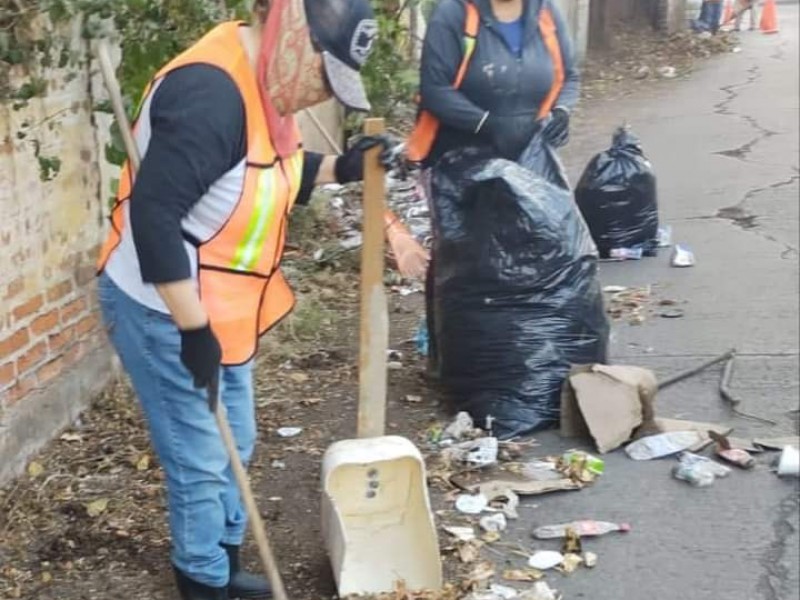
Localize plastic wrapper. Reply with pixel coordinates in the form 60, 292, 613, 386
428, 135, 609, 439
575, 127, 659, 258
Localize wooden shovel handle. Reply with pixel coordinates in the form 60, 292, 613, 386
357, 119, 390, 438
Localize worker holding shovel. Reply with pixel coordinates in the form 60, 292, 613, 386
95, 0, 397, 598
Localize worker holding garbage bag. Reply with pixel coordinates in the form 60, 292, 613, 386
94, 0, 401, 598
407, 0, 609, 438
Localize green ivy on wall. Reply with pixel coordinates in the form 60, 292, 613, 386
1, 0, 419, 180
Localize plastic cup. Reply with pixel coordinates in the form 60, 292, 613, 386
777, 446, 800, 477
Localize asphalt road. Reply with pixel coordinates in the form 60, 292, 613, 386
517, 10, 800, 600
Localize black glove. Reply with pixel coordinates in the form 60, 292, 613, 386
541, 107, 570, 148
179, 323, 221, 391
483, 113, 539, 160
335, 134, 405, 184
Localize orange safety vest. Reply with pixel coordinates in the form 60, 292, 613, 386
407, 1, 565, 162
98, 22, 304, 366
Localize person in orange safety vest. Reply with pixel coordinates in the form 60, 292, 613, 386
96, 1, 396, 598
405, 0, 580, 378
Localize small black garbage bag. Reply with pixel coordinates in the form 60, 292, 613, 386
575, 127, 659, 258
429, 135, 609, 439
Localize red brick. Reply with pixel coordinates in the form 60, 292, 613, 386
17, 341, 47, 375
60, 297, 88, 324
37, 355, 66, 386
75, 314, 98, 338
46, 280, 74, 303
31, 309, 60, 336
0, 327, 30, 356
12, 294, 44, 321
4, 374, 37, 407
0, 361, 15, 387
48, 325, 76, 353
3, 276, 24, 301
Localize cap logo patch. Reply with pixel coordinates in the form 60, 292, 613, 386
350, 19, 378, 66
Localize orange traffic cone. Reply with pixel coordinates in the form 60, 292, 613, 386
760, 0, 779, 33
722, 0, 735, 26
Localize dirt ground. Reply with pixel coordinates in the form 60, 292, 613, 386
0, 26, 740, 600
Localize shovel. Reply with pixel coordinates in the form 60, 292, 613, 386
95, 41, 289, 600
320, 118, 442, 596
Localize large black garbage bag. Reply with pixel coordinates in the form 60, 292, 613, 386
429, 137, 609, 439
575, 127, 659, 258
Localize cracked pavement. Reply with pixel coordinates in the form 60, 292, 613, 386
503, 9, 799, 600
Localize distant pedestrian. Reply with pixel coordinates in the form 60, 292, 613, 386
733, 0, 759, 31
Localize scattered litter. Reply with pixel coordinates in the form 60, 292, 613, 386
711, 432, 755, 469
672, 452, 731, 487
339, 234, 362, 250
60, 432, 84, 442
777, 446, 799, 477
387, 349, 404, 361
480, 513, 508, 533
732, 46, 742, 53
609, 247, 644, 260
651, 418, 733, 452
533, 520, 631, 540
443, 526, 476, 542
443, 411, 479, 441
520, 460, 563, 481
387, 361, 404, 370
563, 451, 606, 476
634, 65, 651, 79
562, 528, 582, 554
442, 437, 499, 468
456, 493, 489, 515
602, 285, 628, 293
520, 582, 561, 600
475, 484, 521, 519
657, 65, 677, 79
528, 551, 564, 571
270, 460, 286, 470
626, 431, 707, 460
404, 394, 423, 404
559, 553, 584, 574
457, 540, 482, 564
503, 568, 543, 582
479, 478, 581, 501
657, 225, 673, 247
489, 584, 520, 599
415, 318, 429, 356
671, 244, 696, 267
288, 372, 309, 383
276, 427, 303, 438
659, 308, 685, 319
584, 552, 598, 568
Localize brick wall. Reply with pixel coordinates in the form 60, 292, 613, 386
0, 16, 118, 484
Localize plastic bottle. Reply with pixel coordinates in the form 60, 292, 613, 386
532, 520, 631, 540
609, 247, 644, 260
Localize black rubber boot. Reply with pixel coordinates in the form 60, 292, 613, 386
222, 544, 272, 599
174, 567, 228, 600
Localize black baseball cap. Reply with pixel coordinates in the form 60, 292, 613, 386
305, 0, 378, 112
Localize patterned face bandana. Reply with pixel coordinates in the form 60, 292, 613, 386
256, 0, 331, 157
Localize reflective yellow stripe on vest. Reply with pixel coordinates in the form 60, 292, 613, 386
232, 169, 280, 272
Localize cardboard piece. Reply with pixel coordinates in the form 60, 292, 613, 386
560, 364, 658, 454
478, 478, 581, 500
754, 436, 800, 451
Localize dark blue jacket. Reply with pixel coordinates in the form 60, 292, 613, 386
419, 0, 580, 165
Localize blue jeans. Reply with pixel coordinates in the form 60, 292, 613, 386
98, 273, 256, 587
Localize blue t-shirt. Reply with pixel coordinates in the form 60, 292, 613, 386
495, 18, 524, 57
